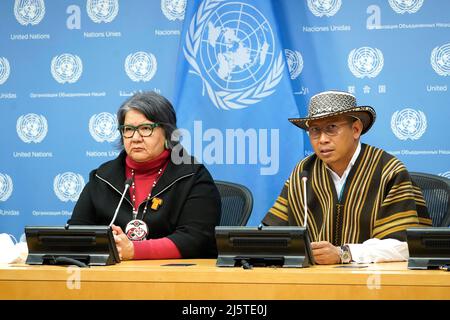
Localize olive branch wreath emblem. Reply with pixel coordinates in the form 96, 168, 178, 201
431, 44, 450, 77
183, 0, 284, 110
391, 109, 427, 141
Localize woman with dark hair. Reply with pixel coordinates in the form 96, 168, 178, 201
69, 91, 221, 260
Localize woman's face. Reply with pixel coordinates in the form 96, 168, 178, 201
122, 109, 165, 162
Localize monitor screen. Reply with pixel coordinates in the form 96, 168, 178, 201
215, 226, 314, 268
25, 225, 120, 266
407, 227, 450, 270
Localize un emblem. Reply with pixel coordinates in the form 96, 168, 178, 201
14, 0, 46, 26
285, 49, 304, 80
125, 52, 157, 82
388, 0, 424, 14
161, 0, 186, 21
89, 112, 120, 142
391, 108, 427, 141
440, 172, 450, 180
0, 57, 10, 85
0, 173, 13, 202
431, 43, 450, 77
184, 0, 284, 110
51, 54, 83, 84
16, 113, 48, 144
348, 47, 384, 79
307, 0, 341, 17
87, 0, 119, 23
54, 172, 85, 202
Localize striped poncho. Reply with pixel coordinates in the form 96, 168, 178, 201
262, 144, 432, 245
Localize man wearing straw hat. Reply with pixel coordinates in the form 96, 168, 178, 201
262, 90, 431, 264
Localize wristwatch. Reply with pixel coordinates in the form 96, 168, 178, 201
339, 244, 352, 264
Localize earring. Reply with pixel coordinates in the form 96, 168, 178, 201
164, 139, 169, 149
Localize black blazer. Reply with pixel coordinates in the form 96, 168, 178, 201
69, 150, 221, 258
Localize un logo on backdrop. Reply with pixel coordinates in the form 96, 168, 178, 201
0, 173, 13, 202
184, 0, 284, 110
87, 0, 119, 23
16, 113, 48, 143
440, 172, 450, 180
285, 49, 304, 80
348, 47, 384, 78
51, 54, 83, 84
161, 0, 186, 21
431, 43, 450, 77
307, 0, 341, 17
125, 52, 157, 82
54, 172, 85, 202
388, 0, 424, 14
0, 57, 10, 85
391, 108, 427, 140
14, 0, 45, 26
89, 112, 120, 142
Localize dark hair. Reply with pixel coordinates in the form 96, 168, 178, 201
117, 91, 179, 149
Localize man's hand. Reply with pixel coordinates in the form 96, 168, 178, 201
311, 241, 341, 265
111, 225, 134, 260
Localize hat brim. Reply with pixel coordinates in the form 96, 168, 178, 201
288, 106, 376, 135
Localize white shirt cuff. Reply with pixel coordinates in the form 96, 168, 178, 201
347, 238, 409, 264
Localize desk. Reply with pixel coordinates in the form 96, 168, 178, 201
0, 260, 449, 299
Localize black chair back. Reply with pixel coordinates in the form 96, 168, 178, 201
215, 180, 253, 226
410, 172, 450, 227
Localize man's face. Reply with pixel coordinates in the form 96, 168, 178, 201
308, 115, 363, 174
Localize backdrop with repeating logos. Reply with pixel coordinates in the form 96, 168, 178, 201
1, 0, 449, 241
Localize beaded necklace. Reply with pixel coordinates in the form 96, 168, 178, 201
130, 167, 163, 219
126, 167, 163, 241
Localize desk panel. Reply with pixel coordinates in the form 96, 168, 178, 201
1, 260, 449, 299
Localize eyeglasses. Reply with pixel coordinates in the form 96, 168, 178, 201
118, 123, 160, 138
307, 121, 352, 140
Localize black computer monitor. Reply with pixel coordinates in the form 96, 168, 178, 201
215, 226, 314, 268
407, 227, 450, 270
25, 225, 120, 267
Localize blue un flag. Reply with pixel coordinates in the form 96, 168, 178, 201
173, 0, 304, 225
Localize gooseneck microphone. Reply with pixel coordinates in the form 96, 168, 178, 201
109, 178, 133, 227
300, 171, 309, 228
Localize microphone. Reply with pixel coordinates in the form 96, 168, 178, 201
109, 178, 133, 227
300, 171, 309, 228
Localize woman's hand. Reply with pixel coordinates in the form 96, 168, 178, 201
111, 225, 135, 260
310, 241, 341, 264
